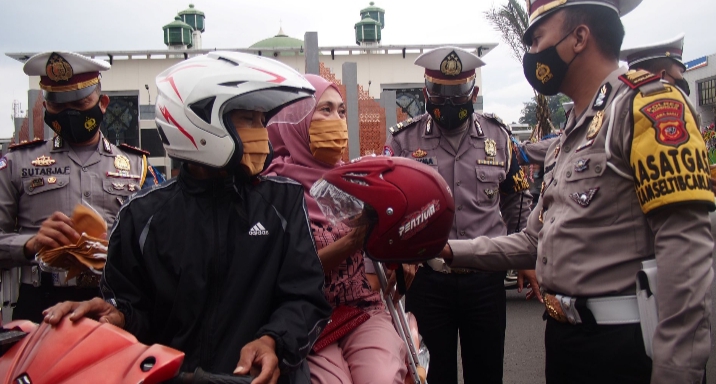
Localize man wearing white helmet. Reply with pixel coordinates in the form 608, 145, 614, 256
43, 52, 332, 384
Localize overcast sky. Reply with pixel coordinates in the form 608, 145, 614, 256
1, 0, 714, 138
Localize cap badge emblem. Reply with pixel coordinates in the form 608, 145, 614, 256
412, 148, 427, 158
45, 53, 73, 82
440, 51, 463, 77
31, 155, 56, 167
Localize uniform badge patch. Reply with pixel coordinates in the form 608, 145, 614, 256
570, 187, 599, 207
587, 111, 604, 140
103, 138, 112, 153
415, 157, 438, 166
412, 148, 427, 158
574, 159, 590, 172
114, 155, 131, 171
128, 184, 138, 192
484, 188, 497, 200
47, 177, 57, 184
484, 139, 497, 159
383, 145, 394, 157
0, 157, 7, 171
30, 178, 44, 189
593, 83, 612, 111
112, 182, 125, 190
640, 99, 689, 147
31, 155, 56, 167
575, 139, 595, 152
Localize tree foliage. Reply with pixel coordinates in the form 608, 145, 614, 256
485, 0, 554, 139
520, 94, 572, 130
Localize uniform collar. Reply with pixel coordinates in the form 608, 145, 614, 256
423, 113, 483, 138
566, 66, 628, 134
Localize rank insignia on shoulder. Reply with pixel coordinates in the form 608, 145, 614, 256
9, 139, 45, 151
570, 187, 599, 207
31, 155, 56, 167
484, 113, 508, 130
412, 148, 427, 158
592, 83, 612, 111
118, 143, 150, 157
619, 69, 660, 90
389, 116, 418, 135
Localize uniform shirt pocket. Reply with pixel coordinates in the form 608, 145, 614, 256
562, 152, 618, 227
475, 166, 504, 207
22, 175, 71, 225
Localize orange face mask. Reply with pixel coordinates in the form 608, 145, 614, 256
236, 127, 270, 176
309, 119, 348, 165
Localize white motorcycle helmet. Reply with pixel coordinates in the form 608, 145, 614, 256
155, 51, 316, 170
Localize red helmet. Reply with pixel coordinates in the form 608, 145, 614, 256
311, 156, 455, 263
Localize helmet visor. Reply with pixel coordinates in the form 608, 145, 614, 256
310, 179, 374, 227
222, 88, 316, 125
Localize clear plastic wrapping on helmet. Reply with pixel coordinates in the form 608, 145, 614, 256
310, 179, 367, 226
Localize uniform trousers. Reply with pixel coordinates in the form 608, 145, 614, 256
13, 273, 100, 323
405, 266, 506, 384
308, 309, 407, 384
545, 316, 652, 384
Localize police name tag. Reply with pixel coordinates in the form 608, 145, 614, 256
413, 157, 438, 166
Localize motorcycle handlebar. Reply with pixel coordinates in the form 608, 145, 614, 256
163, 367, 254, 384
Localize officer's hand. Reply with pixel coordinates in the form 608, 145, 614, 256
25, 212, 80, 258
438, 243, 453, 263
235, 335, 279, 384
517, 270, 543, 303
42, 297, 125, 328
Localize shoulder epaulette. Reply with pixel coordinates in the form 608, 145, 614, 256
483, 113, 511, 133
118, 143, 150, 157
8, 139, 45, 151
618, 69, 660, 90
388, 115, 422, 136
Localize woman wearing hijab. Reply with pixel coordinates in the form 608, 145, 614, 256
265, 74, 407, 384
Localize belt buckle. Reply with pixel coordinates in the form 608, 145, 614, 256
544, 293, 568, 323
449, 268, 473, 274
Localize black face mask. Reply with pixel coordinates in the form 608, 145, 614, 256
44, 100, 104, 144
523, 32, 577, 96
674, 78, 690, 96
426, 101, 473, 130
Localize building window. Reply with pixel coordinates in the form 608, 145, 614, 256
698, 78, 716, 106
395, 88, 425, 118
101, 95, 139, 147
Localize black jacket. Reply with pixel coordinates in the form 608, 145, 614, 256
101, 166, 331, 379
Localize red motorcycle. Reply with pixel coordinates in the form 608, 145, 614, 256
0, 317, 253, 384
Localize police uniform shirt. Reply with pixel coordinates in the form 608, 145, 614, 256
447, 67, 713, 381
0, 135, 149, 267
386, 112, 531, 243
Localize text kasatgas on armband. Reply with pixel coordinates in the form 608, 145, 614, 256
633, 147, 712, 205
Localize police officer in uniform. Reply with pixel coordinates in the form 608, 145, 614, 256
385, 46, 533, 384
440, 1, 713, 383
621, 33, 690, 95
0, 51, 163, 323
